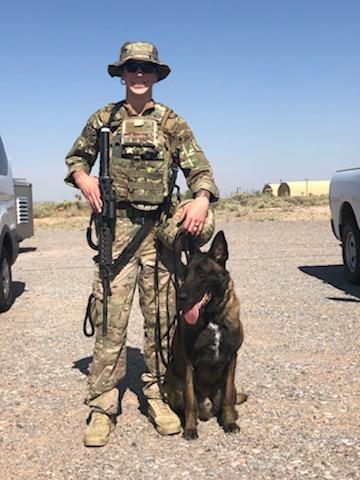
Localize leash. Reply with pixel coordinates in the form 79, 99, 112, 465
153, 241, 179, 401
153, 231, 197, 399
83, 293, 96, 337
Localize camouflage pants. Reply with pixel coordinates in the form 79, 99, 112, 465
86, 218, 176, 415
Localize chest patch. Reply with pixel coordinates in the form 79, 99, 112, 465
208, 322, 222, 360
121, 117, 158, 147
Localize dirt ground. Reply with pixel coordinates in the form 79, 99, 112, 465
0, 214, 359, 479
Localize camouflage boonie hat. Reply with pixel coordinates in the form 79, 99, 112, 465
157, 200, 215, 249
108, 41, 171, 81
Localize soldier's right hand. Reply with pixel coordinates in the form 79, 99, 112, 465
73, 170, 103, 213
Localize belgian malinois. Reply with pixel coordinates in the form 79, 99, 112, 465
164, 231, 246, 440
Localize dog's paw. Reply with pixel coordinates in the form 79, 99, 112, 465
223, 422, 240, 434
183, 428, 198, 440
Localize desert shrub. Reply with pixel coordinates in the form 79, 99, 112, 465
55, 200, 73, 211
224, 192, 328, 210
34, 196, 90, 218
34, 202, 57, 218
284, 194, 328, 207
34, 192, 328, 220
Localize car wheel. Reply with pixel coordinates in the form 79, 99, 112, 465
341, 220, 360, 284
0, 247, 14, 311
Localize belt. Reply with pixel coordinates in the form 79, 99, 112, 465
116, 202, 161, 225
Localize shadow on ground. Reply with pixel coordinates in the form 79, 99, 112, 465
19, 247, 37, 254
299, 264, 360, 301
13, 281, 25, 299
73, 346, 148, 415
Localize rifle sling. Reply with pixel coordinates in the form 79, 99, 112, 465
83, 220, 154, 337
109, 220, 154, 280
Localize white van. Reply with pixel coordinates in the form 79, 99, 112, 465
0, 135, 19, 311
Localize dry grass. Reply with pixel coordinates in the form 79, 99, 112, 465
34, 198, 91, 228
34, 198, 91, 218
214, 193, 330, 222
34, 193, 331, 228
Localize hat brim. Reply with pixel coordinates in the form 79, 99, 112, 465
108, 58, 170, 81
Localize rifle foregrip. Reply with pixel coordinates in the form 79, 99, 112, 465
99, 227, 113, 265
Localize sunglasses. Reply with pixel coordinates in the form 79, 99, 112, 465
123, 61, 158, 74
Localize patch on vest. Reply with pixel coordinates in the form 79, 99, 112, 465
122, 118, 159, 148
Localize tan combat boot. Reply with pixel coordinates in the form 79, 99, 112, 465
147, 398, 181, 435
83, 411, 115, 447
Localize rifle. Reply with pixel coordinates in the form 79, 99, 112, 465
86, 127, 117, 337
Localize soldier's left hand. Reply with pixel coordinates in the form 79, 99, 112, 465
179, 197, 209, 236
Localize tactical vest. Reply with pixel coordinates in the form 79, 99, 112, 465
108, 103, 175, 209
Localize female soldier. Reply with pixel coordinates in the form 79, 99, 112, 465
65, 41, 219, 447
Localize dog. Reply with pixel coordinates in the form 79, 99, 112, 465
164, 231, 246, 440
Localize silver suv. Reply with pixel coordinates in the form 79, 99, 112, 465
0, 135, 19, 311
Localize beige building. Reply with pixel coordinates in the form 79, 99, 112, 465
263, 180, 330, 197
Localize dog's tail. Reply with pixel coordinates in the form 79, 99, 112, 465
236, 392, 248, 405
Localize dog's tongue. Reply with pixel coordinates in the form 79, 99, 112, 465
183, 304, 200, 325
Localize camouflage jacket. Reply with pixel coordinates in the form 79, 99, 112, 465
65, 100, 219, 205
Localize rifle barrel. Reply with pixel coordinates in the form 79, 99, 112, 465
100, 127, 110, 177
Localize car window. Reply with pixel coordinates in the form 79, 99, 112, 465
0, 137, 9, 176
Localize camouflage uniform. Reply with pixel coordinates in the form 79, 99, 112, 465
65, 100, 219, 416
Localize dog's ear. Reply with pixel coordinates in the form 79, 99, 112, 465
208, 231, 228, 268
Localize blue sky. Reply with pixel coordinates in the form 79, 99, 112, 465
1, 0, 359, 201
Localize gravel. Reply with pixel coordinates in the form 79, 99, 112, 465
0, 219, 359, 480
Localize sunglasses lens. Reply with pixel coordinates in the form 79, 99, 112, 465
124, 62, 138, 73
124, 62, 157, 74
142, 63, 156, 74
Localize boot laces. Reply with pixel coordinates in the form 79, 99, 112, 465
151, 399, 173, 415
91, 411, 109, 427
